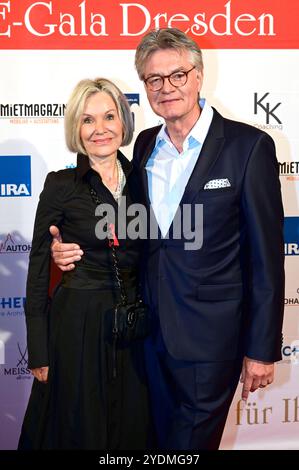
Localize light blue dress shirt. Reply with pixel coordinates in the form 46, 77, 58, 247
146, 99, 214, 237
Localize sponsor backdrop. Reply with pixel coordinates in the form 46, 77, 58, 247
0, 0, 298, 450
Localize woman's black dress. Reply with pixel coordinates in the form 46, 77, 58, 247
18, 152, 150, 450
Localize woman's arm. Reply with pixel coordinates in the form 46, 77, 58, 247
25, 172, 65, 370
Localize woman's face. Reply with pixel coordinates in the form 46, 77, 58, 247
80, 91, 123, 160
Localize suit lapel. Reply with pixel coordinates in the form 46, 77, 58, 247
180, 109, 225, 205
139, 126, 161, 209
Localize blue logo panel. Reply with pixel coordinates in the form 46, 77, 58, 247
0, 155, 31, 197
284, 217, 299, 255
124, 93, 140, 132
125, 93, 140, 107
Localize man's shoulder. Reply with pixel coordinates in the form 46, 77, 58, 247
133, 125, 163, 164
214, 108, 271, 141
225, 116, 264, 136
136, 124, 162, 143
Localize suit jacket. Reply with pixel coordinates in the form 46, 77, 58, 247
133, 108, 285, 362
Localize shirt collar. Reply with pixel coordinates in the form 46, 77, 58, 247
76, 153, 91, 179
155, 98, 213, 151
76, 150, 132, 180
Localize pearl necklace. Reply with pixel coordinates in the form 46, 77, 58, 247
110, 159, 126, 203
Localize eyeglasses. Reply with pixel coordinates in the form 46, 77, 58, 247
144, 66, 196, 92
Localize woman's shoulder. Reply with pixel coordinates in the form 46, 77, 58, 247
45, 167, 77, 183
40, 168, 78, 201
43, 167, 78, 190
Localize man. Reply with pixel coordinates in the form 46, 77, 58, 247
50, 28, 284, 449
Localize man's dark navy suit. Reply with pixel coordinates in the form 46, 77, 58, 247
133, 108, 285, 449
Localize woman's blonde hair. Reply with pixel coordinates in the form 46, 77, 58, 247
64, 78, 133, 155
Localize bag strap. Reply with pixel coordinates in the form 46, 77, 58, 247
89, 186, 127, 304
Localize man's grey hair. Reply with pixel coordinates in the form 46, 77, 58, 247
135, 28, 203, 80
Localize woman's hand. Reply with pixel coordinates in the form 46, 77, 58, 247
30, 366, 49, 383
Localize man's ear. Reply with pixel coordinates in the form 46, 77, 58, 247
196, 69, 204, 93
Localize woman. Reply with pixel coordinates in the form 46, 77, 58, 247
18, 78, 150, 450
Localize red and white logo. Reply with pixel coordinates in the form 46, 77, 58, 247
0, 0, 298, 49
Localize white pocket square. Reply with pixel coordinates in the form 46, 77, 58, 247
204, 178, 231, 190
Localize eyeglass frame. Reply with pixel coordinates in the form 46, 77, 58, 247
143, 66, 196, 92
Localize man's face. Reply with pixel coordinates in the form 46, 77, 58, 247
143, 48, 203, 124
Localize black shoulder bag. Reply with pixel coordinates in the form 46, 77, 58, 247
89, 187, 150, 345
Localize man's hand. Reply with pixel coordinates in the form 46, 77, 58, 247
30, 366, 49, 383
240, 356, 274, 401
50, 225, 83, 272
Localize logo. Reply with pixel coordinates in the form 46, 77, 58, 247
279, 161, 299, 181
16, 343, 28, 367
284, 217, 299, 256
0, 234, 31, 254
0, 0, 286, 50
0, 295, 26, 317
125, 93, 140, 131
0, 103, 65, 125
93, 198, 203, 250
3, 343, 31, 379
125, 94, 140, 107
284, 288, 299, 307
281, 340, 299, 364
253, 92, 282, 130
0, 155, 31, 197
